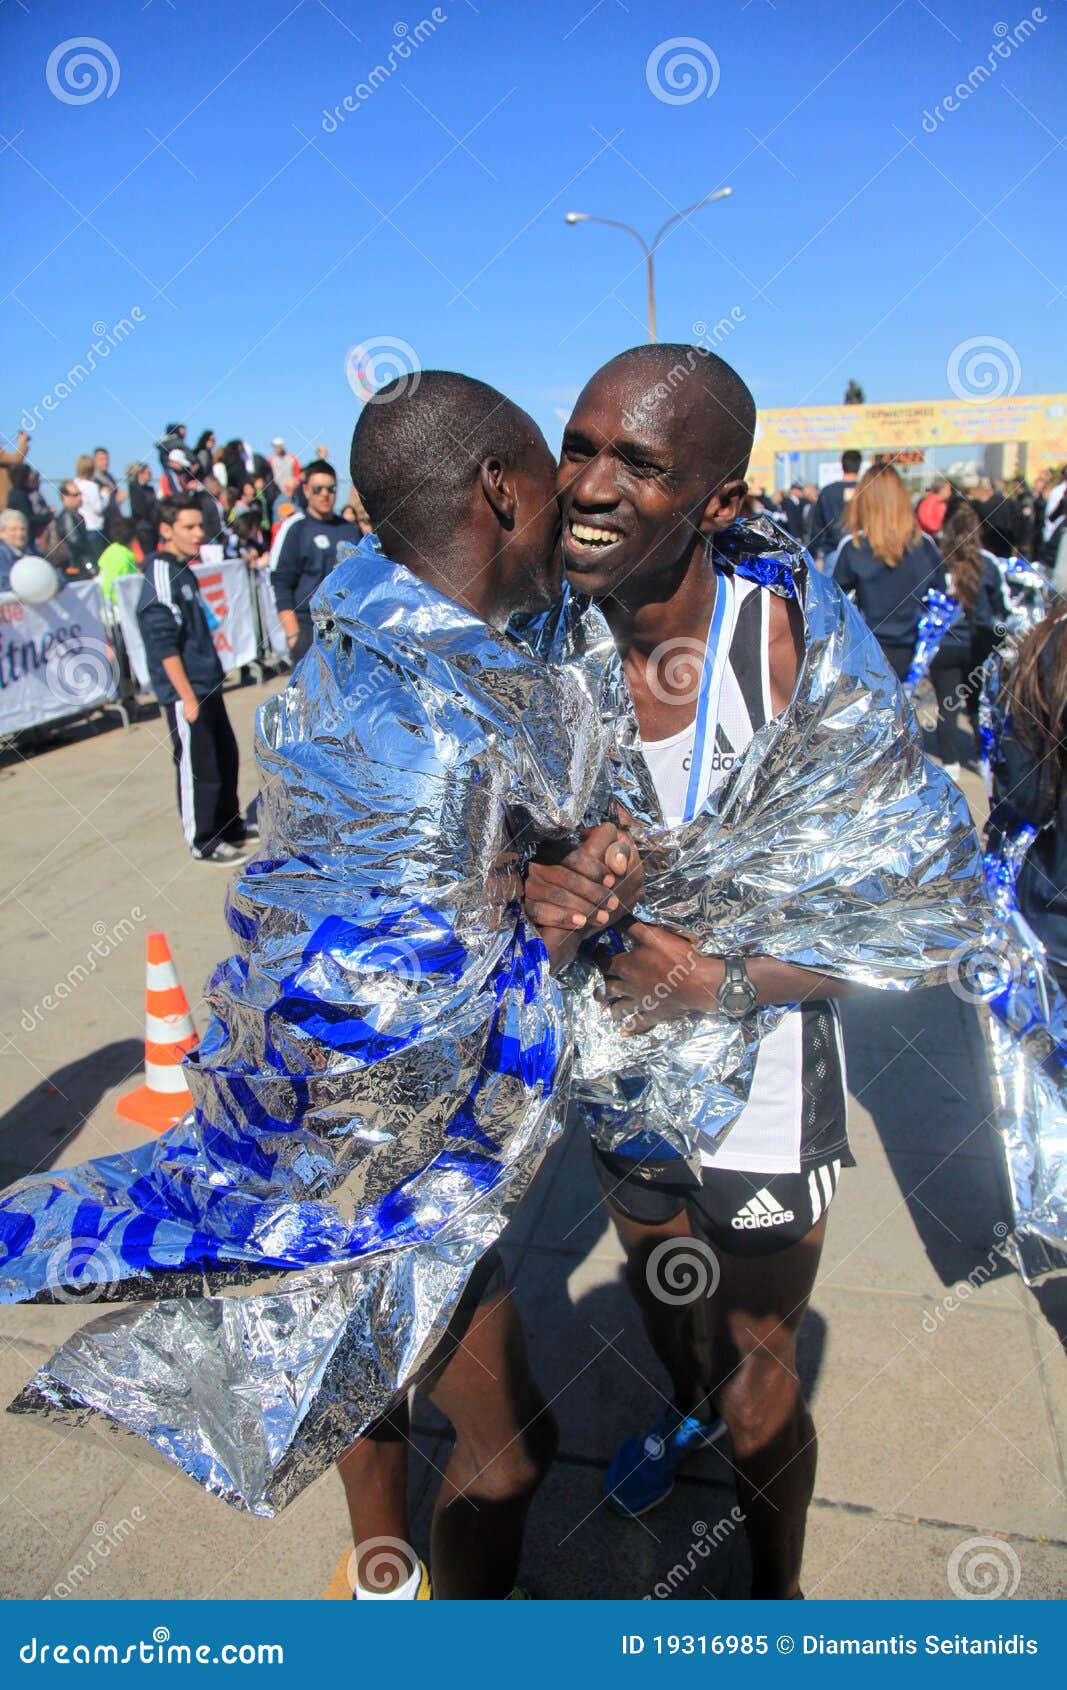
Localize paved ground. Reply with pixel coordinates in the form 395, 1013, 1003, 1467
0, 679, 1064, 1602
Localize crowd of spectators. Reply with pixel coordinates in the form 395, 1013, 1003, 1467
0, 422, 372, 593
752, 449, 1067, 572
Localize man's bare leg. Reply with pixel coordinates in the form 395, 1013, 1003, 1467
335, 1253, 556, 1599
336, 1402, 416, 1593
425, 1287, 558, 1599
607, 1200, 825, 1599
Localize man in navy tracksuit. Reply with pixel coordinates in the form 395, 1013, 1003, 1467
272, 459, 359, 659
137, 495, 255, 866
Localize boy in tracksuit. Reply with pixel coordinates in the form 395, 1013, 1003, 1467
137, 494, 255, 866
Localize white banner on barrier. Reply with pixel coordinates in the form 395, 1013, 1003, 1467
194, 558, 257, 673
0, 580, 118, 737
114, 557, 259, 689
256, 569, 289, 658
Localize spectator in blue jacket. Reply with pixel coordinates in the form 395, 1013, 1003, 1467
136, 494, 255, 866
272, 460, 359, 659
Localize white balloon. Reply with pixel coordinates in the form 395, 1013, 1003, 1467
10, 555, 62, 605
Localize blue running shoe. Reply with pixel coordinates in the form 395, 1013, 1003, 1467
605, 1402, 727, 1517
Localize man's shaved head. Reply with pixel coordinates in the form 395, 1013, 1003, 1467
350, 369, 561, 625
593, 343, 756, 489
350, 370, 547, 555
557, 345, 757, 603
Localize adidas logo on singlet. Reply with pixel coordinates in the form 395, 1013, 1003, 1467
708, 724, 738, 775
731, 1188, 796, 1230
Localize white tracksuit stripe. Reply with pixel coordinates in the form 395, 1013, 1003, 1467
174, 703, 196, 846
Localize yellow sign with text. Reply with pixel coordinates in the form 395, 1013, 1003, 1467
749, 393, 1067, 488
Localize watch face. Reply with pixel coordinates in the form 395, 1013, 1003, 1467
719, 966, 757, 1019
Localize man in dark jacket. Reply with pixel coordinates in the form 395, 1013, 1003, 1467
807, 449, 861, 563
137, 495, 255, 866
272, 460, 359, 658
977, 479, 1021, 558
156, 422, 187, 479
52, 482, 99, 580
779, 482, 810, 543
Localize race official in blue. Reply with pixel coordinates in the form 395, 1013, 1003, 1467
272, 459, 359, 659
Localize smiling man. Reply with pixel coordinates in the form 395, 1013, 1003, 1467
554, 344, 849, 1599
526, 343, 983, 1601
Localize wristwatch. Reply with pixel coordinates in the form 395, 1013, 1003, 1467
717, 958, 757, 1019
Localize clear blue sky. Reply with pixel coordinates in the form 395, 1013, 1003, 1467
3, 0, 1064, 486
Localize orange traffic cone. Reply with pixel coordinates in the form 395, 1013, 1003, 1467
116, 932, 198, 1134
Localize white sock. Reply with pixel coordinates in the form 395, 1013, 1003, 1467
354, 1560, 422, 1601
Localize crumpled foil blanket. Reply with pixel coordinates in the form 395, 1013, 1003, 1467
975, 651, 1067, 1283
904, 588, 964, 693
0, 536, 612, 1513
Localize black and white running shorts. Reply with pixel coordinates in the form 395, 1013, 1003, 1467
592, 1146, 846, 1257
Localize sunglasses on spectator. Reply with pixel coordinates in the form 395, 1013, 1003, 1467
308, 481, 336, 493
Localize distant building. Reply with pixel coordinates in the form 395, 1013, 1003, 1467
751, 393, 1066, 492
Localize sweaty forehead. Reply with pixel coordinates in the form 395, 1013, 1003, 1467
570, 365, 713, 457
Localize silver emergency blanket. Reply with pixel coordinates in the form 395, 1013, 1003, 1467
0, 536, 610, 1513
975, 655, 1067, 1283
904, 588, 964, 693
534, 517, 988, 1159
996, 554, 1053, 638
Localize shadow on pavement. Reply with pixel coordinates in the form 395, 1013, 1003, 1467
0, 1038, 143, 1184
840, 985, 1067, 1350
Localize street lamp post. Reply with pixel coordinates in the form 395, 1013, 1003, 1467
564, 189, 733, 343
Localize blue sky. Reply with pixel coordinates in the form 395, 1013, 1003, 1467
2, 0, 1064, 486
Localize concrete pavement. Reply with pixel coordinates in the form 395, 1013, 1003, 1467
0, 680, 1064, 1601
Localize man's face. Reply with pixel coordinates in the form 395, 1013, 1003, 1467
62, 485, 82, 511
93, 450, 109, 473
305, 470, 337, 518
495, 428, 563, 619
3, 520, 28, 551
161, 509, 204, 560
557, 368, 734, 604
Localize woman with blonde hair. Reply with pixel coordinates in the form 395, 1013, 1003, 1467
72, 452, 109, 561
833, 465, 966, 771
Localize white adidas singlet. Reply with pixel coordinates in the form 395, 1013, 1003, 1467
642, 569, 847, 1176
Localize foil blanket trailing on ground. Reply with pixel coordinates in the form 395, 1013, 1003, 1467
531, 516, 989, 1162
977, 657, 1067, 1284
0, 536, 612, 1515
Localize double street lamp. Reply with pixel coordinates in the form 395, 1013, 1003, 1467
564, 188, 733, 342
